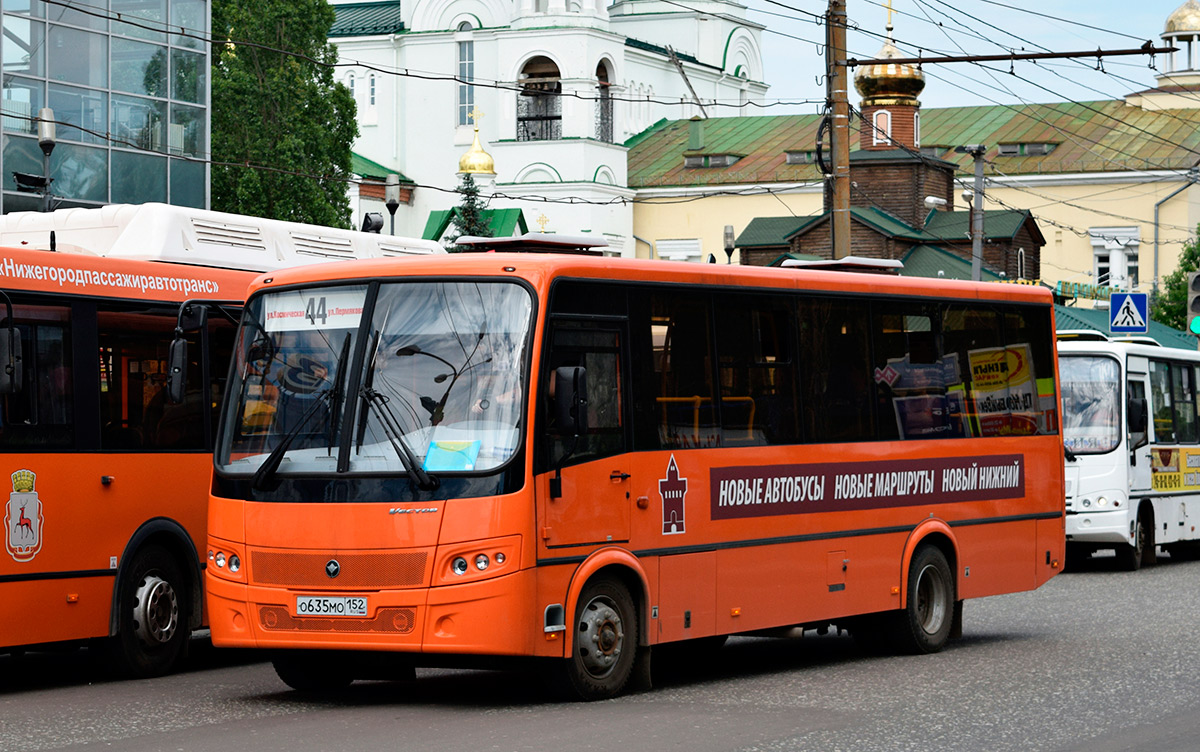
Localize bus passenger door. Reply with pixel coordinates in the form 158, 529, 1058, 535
1128, 367, 1151, 493
540, 323, 631, 548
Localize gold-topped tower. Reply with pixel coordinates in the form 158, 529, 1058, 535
458, 108, 496, 175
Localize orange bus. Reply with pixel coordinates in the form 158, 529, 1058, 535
204, 252, 1064, 699
0, 203, 442, 676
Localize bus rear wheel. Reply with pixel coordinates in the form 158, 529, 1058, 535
559, 576, 638, 701
272, 651, 354, 693
109, 545, 189, 678
891, 545, 955, 654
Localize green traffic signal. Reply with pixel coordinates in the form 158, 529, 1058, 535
1192, 316, 1200, 335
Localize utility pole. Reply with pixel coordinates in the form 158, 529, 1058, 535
827, 0, 850, 260
955, 145, 987, 282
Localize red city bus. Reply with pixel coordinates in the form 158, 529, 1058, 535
0, 203, 442, 676
205, 253, 1064, 699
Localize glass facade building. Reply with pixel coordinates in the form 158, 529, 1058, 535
0, 0, 209, 213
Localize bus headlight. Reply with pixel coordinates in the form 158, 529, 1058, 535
1095, 496, 1108, 508
435, 536, 521, 586
228, 554, 241, 573
215, 552, 226, 568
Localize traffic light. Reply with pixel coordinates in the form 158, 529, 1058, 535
1189, 271, 1200, 335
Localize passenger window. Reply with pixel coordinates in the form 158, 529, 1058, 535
1172, 363, 1196, 443
714, 294, 799, 446
0, 302, 73, 449
872, 302, 966, 441
1149, 361, 1174, 443
99, 306, 205, 451
798, 297, 872, 443
545, 323, 625, 465
650, 292, 715, 449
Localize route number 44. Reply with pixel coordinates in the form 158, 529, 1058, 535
305, 296, 328, 326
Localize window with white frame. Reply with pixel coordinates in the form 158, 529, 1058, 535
872, 110, 891, 146
457, 24, 475, 127
1089, 227, 1139, 289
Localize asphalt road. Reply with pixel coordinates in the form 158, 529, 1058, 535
1, 552, 1197, 752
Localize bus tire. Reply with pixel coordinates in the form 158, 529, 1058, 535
559, 575, 638, 701
891, 545, 955, 655
272, 651, 354, 693
109, 545, 189, 678
1116, 513, 1149, 571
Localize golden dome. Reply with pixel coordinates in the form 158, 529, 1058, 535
1166, 0, 1200, 33
854, 37, 925, 107
458, 127, 495, 175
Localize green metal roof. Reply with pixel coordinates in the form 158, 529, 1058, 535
900, 244, 1004, 282
351, 152, 412, 183
922, 209, 1044, 245
422, 208, 529, 241
624, 38, 709, 69
627, 101, 1200, 188
735, 215, 818, 247
1054, 305, 1196, 349
331, 2, 404, 37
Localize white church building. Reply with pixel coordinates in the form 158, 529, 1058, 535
328, 0, 768, 255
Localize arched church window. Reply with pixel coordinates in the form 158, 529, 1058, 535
457, 25, 475, 127
872, 109, 891, 146
517, 56, 562, 141
595, 61, 613, 143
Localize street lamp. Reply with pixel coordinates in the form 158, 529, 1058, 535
37, 108, 56, 213
723, 224, 735, 264
385, 174, 401, 236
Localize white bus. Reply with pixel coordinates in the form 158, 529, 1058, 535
1060, 333, 1200, 569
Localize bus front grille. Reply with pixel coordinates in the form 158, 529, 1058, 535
258, 606, 417, 634
250, 551, 429, 588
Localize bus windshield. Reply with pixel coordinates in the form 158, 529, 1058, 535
1060, 354, 1121, 454
217, 281, 532, 479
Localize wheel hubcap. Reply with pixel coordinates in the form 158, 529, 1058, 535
578, 596, 624, 678
133, 574, 179, 646
915, 563, 948, 635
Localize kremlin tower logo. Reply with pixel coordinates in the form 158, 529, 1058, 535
659, 455, 687, 535
6, 469, 44, 562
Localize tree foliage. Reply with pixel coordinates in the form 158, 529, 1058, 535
449, 172, 492, 251
211, 0, 357, 228
1149, 228, 1200, 331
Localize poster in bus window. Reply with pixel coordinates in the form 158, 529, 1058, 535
883, 353, 968, 439
967, 344, 1040, 436
1156, 447, 1200, 492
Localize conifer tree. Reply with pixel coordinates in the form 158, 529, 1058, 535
448, 172, 492, 251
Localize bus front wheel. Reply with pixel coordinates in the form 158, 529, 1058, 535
1116, 511, 1152, 571
892, 545, 955, 654
559, 576, 638, 701
109, 545, 189, 677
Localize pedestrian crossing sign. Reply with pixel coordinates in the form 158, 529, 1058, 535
1109, 292, 1148, 334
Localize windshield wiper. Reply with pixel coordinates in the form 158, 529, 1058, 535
326, 332, 352, 455
360, 386, 438, 491
1064, 444, 1077, 463
251, 389, 334, 491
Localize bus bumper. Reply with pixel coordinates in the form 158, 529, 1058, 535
206, 568, 538, 656
1065, 509, 1130, 545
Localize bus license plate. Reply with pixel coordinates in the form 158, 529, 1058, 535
295, 596, 368, 617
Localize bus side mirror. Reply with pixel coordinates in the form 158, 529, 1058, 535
166, 336, 188, 405
0, 326, 22, 394
1127, 397, 1148, 436
554, 366, 588, 437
